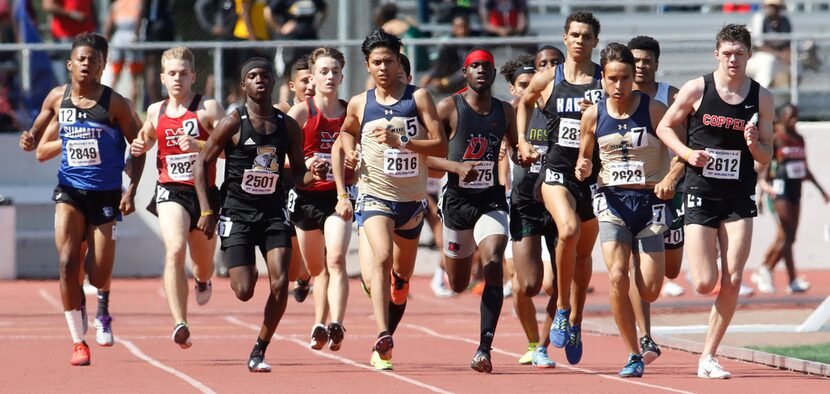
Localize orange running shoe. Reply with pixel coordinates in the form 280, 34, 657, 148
70, 342, 90, 366
390, 273, 409, 305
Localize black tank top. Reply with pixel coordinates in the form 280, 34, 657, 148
511, 106, 548, 205
543, 63, 603, 183
222, 105, 290, 220
684, 73, 759, 198
446, 94, 506, 193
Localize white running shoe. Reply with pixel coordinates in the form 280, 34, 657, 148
661, 280, 685, 297
698, 355, 731, 379
788, 277, 811, 293
430, 271, 454, 298
195, 280, 212, 306
502, 280, 513, 298
94, 315, 114, 346
751, 266, 775, 294
739, 284, 754, 297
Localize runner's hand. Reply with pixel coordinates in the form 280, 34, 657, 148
654, 177, 675, 200
197, 214, 217, 239
306, 157, 328, 181
344, 150, 360, 170
130, 136, 147, 156
685, 150, 710, 168
517, 141, 539, 167
456, 161, 480, 183
578, 98, 593, 113
335, 197, 353, 221
119, 191, 135, 216
371, 126, 399, 147
19, 130, 35, 151
744, 123, 759, 148
177, 135, 201, 153
575, 157, 592, 181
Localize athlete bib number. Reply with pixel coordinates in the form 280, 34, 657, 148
651, 204, 669, 227
530, 145, 548, 174
703, 149, 740, 180
607, 161, 645, 186
545, 169, 564, 184
66, 139, 101, 167
383, 149, 419, 178
664, 228, 683, 246
592, 191, 608, 215
313, 152, 334, 181
459, 161, 495, 189
241, 169, 279, 195
557, 118, 581, 149
166, 153, 198, 182
784, 160, 806, 179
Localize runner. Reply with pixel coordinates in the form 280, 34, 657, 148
516, 11, 603, 365
575, 42, 671, 377
129, 46, 224, 349
331, 29, 447, 370
286, 46, 353, 351
626, 35, 685, 364
535, 45, 565, 72
656, 24, 774, 379
753, 104, 828, 293
427, 48, 519, 373
193, 57, 327, 372
18, 33, 144, 366
500, 53, 559, 368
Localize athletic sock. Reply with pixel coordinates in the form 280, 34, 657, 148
65, 310, 84, 343
387, 301, 407, 336
478, 284, 503, 352
378, 330, 391, 339
97, 291, 110, 317
253, 338, 269, 355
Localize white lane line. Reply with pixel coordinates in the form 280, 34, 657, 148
118, 337, 217, 394
403, 323, 694, 394
37, 287, 216, 394
225, 316, 453, 394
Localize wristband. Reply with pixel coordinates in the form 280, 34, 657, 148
337, 193, 349, 200
200, 210, 214, 217
683, 149, 692, 162
197, 140, 206, 150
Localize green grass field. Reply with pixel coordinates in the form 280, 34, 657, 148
750, 343, 830, 364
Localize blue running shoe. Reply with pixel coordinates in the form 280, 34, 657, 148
565, 325, 583, 365
531, 347, 556, 368
619, 353, 644, 378
550, 309, 570, 348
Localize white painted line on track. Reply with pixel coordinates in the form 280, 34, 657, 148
403, 323, 694, 394
225, 316, 454, 394
38, 288, 63, 310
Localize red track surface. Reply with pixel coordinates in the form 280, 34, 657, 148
1, 277, 826, 393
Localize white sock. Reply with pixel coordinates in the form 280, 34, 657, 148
432, 267, 443, 282
65, 310, 84, 344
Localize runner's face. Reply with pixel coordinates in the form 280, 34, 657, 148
780, 106, 798, 129
366, 48, 400, 89
602, 61, 634, 101
563, 22, 598, 62
242, 67, 274, 100
161, 59, 196, 97
292, 69, 314, 102
311, 56, 342, 96
464, 60, 495, 93
397, 68, 411, 85
509, 73, 533, 98
631, 49, 657, 85
715, 41, 750, 78
535, 49, 563, 71
67, 46, 103, 84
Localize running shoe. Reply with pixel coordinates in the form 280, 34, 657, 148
751, 266, 775, 294
247, 349, 272, 372
788, 277, 811, 293
518, 343, 535, 365
550, 309, 570, 348
739, 284, 754, 297
374, 334, 394, 361
194, 280, 212, 305
70, 341, 90, 366
502, 280, 513, 298
309, 324, 328, 350
390, 274, 409, 305
565, 325, 583, 365
619, 353, 644, 378
697, 355, 731, 379
293, 279, 311, 303
327, 322, 345, 351
661, 280, 685, 297
370, 350, 393, 370
640, 335, 661, 365
531, 347, 556, 368
470, 349, 493, 373
430, 275, 454, 298
172, 322, 192, 349
94, 315, 114, 346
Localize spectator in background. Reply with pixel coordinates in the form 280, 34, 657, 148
265, 0, 326, 104
747, 0, 792, 88
194, 0, 237, 100
419, 10, 476, 95
479, 0, 528, 37
374, 2, 428, 73
43, 0, 97, 84
103, 0, 143, 105
222, 0, 271, 108
0, 0, 18, 130
141, 0, 175, 105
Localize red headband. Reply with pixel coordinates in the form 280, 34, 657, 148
464, 50, 494, 68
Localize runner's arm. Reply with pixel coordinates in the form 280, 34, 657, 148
574, 105, 597, 181
747, 87, 774, 164
657, 77, 707, 167
400, 88, 447, 157
35, 117, 61, 162
194, 111, 240, 238
516, 68, 553, 159
20, 87, 63, 151
288, 115, 325, 189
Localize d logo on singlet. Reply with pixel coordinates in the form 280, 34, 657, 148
463, 137, 488, 160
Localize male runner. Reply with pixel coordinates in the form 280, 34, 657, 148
332, 29, 447, 370
130, 46, 224, 348
656, 24, 774, 379
194, 57, 327, 372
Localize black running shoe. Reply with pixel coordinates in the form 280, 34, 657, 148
248, 348, 272, 372
640, 335, 661, 365
327, 322, 345, 351
373, 334, 394, 361
471, 349, 493, 373
293, 279, 311, 303
172, 323, 192, 349
309, 324, 328, 350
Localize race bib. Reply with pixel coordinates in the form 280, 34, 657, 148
313, 152, 334, 181
628, 127, 649, 149
529, 145, 548, 174
607, 161, 645, 186
241, 169, 279, 195
584, 89, 605, 104
557, 118, 581, 148
773, 179, 785, 196
545, 168, 564, 184
286, 189, 298, 212
664, 227, 683, 246
592, 191, 607, 215
218, 216, 233, 238
66, 139, 101, 167
459, 161, 495, 189
383, 148, 419, 178
785, 160, 806, 179
651, 204, 669, 226
703, 148, 740, 180
166, 152, 198, 182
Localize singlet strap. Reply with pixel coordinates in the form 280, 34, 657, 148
306, 97, 317, 117
187, 94, 203, 112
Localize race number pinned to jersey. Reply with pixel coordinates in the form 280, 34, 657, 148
592, 191, 607, 215
545, 168, 564, 184
383, 148, 419, 178
529, 145, 548, 174
166, 152, 198, 182
651, 203, 669, 227
557, 118, 581, 148
286, 189, 298, 212
607, 161, 645, 186
703, 148, 740, 180
58, 108, 76, 124
584, 89, 605, 105
459, 161, 494, 189
241, 169, 279, 195
628, 127, 649, 149
66, 139, 101, 167
664, 227, 683, 246
313, 152, 334, 181
785, 160, 806, 179
218, 216, 233, 238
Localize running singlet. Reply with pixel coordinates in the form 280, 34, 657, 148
156, 95, 214, 186
301, 97, 347, 191
773, 131, 807, 181
654, 82, 671, 106
222, 106, 290, 218
595, 93, 669, 188
58, 85, 126, 191
684, 73, 759, 198
511, 106, 548, 205
359, 84, 427, 202
543, 63, 603, 183
446, 94, 506, 192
